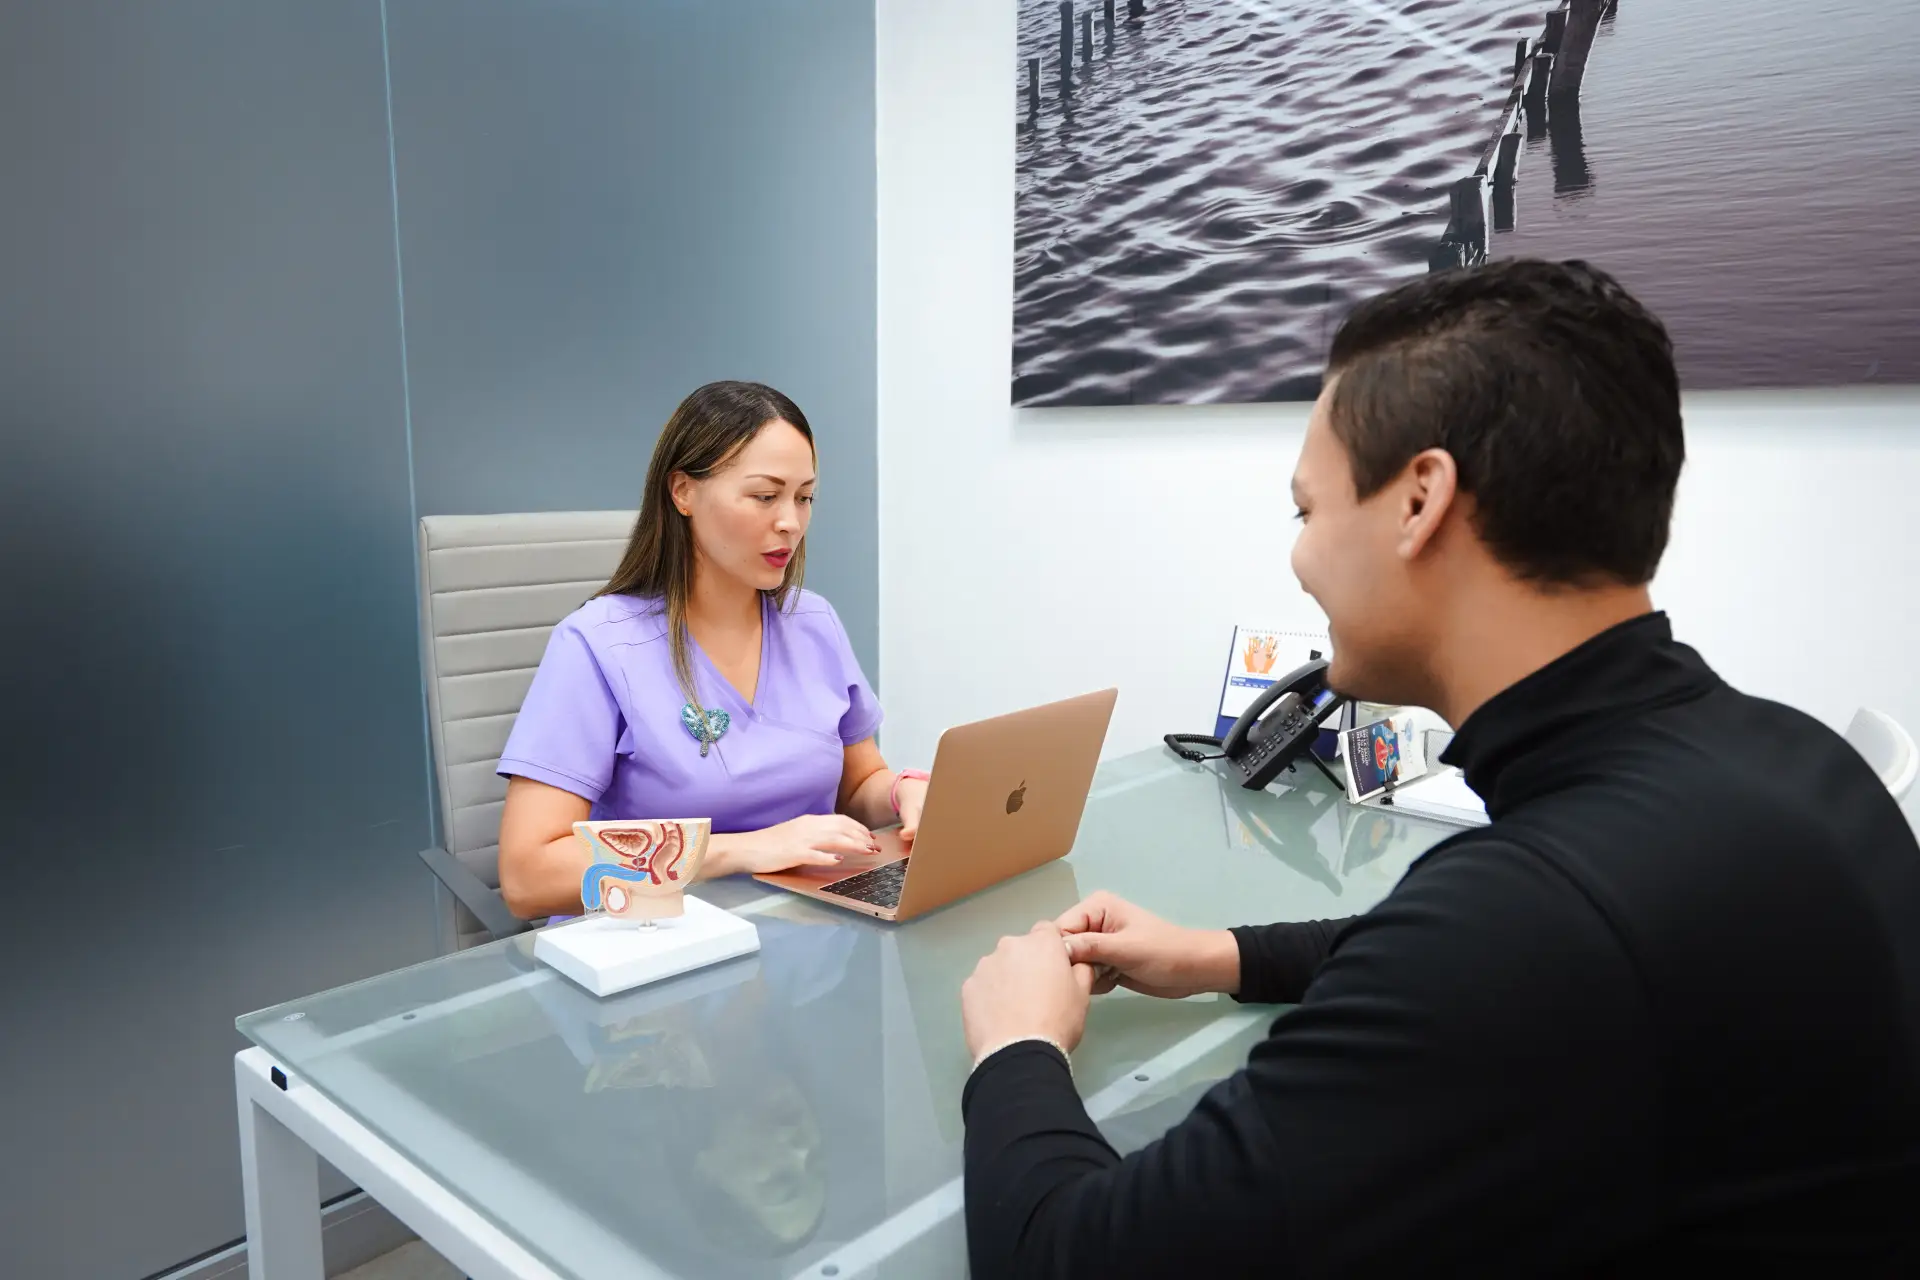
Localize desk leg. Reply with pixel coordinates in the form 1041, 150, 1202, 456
237, 1066, 324, 1280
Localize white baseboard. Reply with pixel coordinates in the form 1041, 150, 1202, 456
152, 1191, 417, 1280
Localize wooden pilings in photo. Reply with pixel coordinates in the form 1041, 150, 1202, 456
1429, 0, 1615, 266
1028, 0, 1125, 118
1494, 130, 1522, 185
1542, 8, 1566, 54
1450, 176, 1487, 252
1059, 1, 1074, 85
1491, 127, 1521, 232
1550, 0, 1605, 101
1429, 175, 1489, 271
1492, 179, 1516, 233
1523, 50, 1554, 114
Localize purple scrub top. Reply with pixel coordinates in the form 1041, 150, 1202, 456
497, 590, 882, 833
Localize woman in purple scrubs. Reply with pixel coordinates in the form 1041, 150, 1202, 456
495, 381, 928, 920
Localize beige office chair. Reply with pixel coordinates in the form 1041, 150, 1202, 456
1845, 708, 1918, 804
415, 511, 637, 950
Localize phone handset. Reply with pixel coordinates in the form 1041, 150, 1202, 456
1216, 658, 1347, 790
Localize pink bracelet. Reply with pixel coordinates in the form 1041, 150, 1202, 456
890, 769, 931, 814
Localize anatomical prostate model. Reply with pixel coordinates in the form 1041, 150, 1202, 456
573, 818, 712, 924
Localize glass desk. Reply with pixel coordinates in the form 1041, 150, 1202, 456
237, 750, 1459, 1279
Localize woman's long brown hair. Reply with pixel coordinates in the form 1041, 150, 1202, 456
598, 381, 814, 711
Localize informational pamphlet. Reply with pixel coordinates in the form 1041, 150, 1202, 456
1339, 711, 1429, 803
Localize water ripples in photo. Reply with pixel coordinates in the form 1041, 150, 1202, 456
1014, 0, 1548, 405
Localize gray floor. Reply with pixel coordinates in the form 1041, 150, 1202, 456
337, 1241, 463, 1280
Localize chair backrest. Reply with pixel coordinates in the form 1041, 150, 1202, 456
1845, 708, 1918, 804
418, 511, 636, 949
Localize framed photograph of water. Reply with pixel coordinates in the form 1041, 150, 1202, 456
1012, 0, 1920, 406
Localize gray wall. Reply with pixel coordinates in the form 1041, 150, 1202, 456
390, 0, 879, 674
0, 4, 436, 1276
0, 0, 876, 1275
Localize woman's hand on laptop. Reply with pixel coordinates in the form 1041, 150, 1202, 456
708, 815, 882, 876
894, 775, 929, 846
1056, 893, 1242, 1000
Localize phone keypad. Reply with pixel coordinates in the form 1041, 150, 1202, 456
1241, 705, 1310, 777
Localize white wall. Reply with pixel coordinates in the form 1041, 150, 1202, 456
876, 0, 1920, 817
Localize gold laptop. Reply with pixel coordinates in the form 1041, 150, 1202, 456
753, 688, 1118, 922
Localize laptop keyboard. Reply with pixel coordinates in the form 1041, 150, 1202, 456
820, 859, 909, 909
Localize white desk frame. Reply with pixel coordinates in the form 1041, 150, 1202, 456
236, 1047, 560, 1280
232, 904, 794, 1279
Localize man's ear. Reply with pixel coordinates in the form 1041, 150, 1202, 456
1396, 448, 1458, 562
669, 471, 696, 517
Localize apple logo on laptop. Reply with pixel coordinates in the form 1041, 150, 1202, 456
1006, 781, 1026, 815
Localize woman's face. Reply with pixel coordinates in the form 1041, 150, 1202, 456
673, 420, 815, 594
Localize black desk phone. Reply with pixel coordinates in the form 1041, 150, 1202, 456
1166, 658, 1348, 790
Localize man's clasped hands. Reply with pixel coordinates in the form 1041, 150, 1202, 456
960, 892, 1246, 1063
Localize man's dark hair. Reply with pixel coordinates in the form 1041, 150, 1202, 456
1325, 258, 1684, 586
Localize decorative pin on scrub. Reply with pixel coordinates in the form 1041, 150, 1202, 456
680, 703, 731, 757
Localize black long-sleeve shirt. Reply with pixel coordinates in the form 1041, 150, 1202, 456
963, 614, 1920, 1275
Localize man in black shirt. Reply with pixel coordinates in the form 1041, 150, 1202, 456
958, 260, 1920, 1275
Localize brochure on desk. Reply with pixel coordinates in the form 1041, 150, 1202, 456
1338, 709, 1488, 828
1339, 712, 1427, 804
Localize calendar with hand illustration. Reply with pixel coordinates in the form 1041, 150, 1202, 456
1215, 626, 1332, 738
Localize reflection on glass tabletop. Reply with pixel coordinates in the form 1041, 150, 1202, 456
238, 749, 1453, 1278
